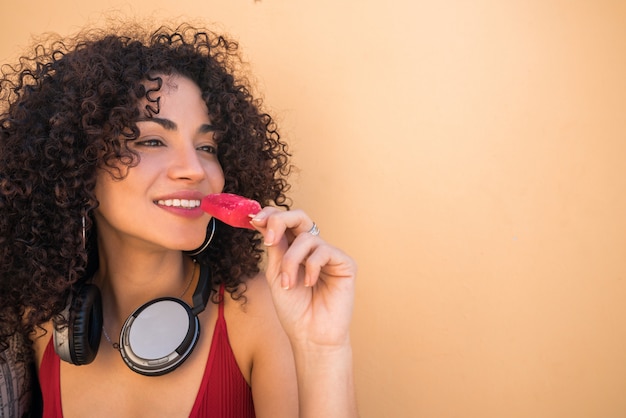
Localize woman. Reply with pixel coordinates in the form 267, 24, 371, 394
0, 21, 357, 417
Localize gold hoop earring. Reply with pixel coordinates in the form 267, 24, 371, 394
82, 216, 86, 250
184, 218, 216, 257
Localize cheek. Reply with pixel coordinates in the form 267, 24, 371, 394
93, 178, 126, 223
93, 166, 143, 214
206, 163, 225, 192
95, 168, 129, 194
93, 172, 112, 204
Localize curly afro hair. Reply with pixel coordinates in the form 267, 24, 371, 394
0, 21, 292, 356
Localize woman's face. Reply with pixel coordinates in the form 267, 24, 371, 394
94, 74, 225, 253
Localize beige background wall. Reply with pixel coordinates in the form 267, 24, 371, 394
2, 1, 626, 417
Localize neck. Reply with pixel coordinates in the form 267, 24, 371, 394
93, 245, 197, 335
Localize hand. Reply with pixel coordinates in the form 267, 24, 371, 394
250, 207, 357, 349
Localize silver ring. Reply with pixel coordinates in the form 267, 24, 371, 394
308, 222, 320, 236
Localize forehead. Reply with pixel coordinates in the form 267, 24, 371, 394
138, 74, 206, 118
135, 74, 213, 131
144, 74, 180, 93
140, 74, 180, 106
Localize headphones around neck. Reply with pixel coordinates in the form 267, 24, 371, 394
53, 261, 212, 376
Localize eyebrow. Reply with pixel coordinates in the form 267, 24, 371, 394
137, 117, 217, 133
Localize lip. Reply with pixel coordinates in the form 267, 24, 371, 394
155, 190, 206, 202
154, 191, 206, 219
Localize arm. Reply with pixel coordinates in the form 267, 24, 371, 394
291, 343, 357, 418
229, 275, 299, 417
251, 208, 358, 418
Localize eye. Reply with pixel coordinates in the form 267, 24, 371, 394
197, 144, 217, 154
136, 138, 164, 147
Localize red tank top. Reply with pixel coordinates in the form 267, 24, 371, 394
38, 287, 256, 417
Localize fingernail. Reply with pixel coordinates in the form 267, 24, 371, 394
264, 229, 275, 246
280, 272, 290, 290
251, 211, 267, 222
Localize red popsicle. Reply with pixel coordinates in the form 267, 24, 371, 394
200, 193, 261, 229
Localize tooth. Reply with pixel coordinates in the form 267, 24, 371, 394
157, 199, 201, 208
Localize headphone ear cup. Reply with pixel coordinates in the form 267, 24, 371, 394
69, 284, 103, 365
119, 298, 200, 376
54, 284, 103, 365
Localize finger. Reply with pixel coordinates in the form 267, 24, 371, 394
264, 233, 289, 289
246, 207, 285, 284
304, 243, 359, 289
251, 208, 317, 247
248, 207, 278, 242
249, 207, 321, 289
278, 234, 356, 290
302, 244, 331, 287
278, 233, 322, 289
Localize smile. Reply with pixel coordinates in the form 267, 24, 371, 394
156, 199, 201, 208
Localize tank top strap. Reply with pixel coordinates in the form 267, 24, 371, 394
217, 284, 225, 323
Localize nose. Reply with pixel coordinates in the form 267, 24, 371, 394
167, 144, 206, 182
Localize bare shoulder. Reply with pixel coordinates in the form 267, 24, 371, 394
224, 273, 298, 416
227, 273, 275, 315
223, 272, 285, 353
